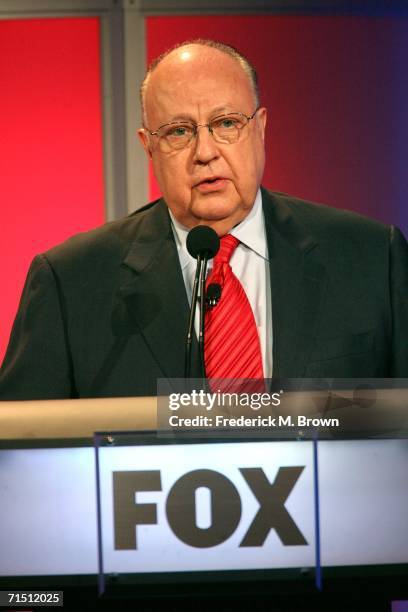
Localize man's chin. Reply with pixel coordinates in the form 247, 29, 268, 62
169, 193, 252, 233
191, 195, 241, 223
194, 212, 248, 237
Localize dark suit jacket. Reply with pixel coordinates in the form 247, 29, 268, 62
1, 189, 407, 399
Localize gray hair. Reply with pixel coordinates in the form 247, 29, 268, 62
140, 39, 259, 124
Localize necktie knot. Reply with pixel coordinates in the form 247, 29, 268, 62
214, 234, 239, 265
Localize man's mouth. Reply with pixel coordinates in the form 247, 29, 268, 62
194, 177, 228, 192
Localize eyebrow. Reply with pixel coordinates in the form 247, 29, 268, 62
166, 106, 233, 123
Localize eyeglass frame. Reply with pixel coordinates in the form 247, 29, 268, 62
142, 106, 261, 150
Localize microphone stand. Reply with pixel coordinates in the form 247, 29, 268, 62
184, 253, 209, 387
185, 254, 202, 379
198, 257, 208, 386
184, 224, 219, 388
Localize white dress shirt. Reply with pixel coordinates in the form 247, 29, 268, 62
169, 189, 273, 378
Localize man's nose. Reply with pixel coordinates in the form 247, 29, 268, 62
193, 125, 220, 164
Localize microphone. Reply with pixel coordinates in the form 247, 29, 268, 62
186, 225, 220, 259
206, 283, 222, 307
185, 226, 220, 380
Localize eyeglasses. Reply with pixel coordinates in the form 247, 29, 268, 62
144, 107, 260, 152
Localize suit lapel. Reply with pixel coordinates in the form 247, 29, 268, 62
262, 189, 328, 378
118, 199, 201, 380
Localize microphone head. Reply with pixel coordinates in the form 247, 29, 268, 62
206, 283, 222, 301
206, 283, 222, 307
186, 225, 220, 259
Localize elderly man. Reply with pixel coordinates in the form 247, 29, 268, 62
1, 39, 407, 399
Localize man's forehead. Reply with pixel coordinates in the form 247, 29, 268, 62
152, 48, 247, 88
157, 44, 240, 73
144, 46, 254, 119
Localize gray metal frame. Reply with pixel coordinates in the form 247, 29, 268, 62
100, 4, 147, 218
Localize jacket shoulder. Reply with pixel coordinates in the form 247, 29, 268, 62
43, 199, 165, 272
263, 189, 392, 245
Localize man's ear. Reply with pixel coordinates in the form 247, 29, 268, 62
257, 107, 267, 142
138, 128, 152, 159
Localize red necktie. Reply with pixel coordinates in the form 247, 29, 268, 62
204, 234, 264, 391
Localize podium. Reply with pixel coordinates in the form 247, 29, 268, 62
0, 395, 407, 610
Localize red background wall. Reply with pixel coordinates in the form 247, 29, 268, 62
0, 17, 105, 363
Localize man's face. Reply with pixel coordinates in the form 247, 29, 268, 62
139, 45, 267, 236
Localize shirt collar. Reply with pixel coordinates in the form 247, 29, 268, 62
169, 188, 267, 270
169, 209, 194, 272
229, 189, 268, 260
